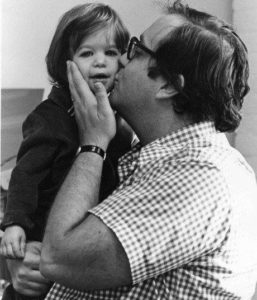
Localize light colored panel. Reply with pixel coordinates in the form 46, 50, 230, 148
1, 89, 44, 170
183, 0, 232, 22
233, 9, 257, 32
233, 0, 257, 175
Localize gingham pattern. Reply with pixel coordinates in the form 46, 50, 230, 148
45, 121, 257, 300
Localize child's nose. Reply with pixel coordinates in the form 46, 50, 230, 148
94, 53, 106, 66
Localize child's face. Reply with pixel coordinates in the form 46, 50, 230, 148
72, 28, 121, 93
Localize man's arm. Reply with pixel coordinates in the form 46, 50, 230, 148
40, 61, 132, 291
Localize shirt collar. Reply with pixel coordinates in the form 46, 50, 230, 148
119, 121, 221, 167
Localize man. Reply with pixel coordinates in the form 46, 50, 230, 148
6, 1, 257, 299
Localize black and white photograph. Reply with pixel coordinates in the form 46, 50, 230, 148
1, 0, 257, 299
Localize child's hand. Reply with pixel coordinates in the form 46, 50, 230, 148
0, 225, 26, 259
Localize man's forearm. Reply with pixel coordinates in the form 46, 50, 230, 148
41, 152, 103, 264
40, 151, 131, 290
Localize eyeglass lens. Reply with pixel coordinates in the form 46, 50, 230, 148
128, 40, 136, 60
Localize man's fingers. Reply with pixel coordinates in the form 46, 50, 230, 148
12, 240, 23, 258
20, 235, 26, 257
68, 60, 94, 105
24, 253, 41, 269
26, 269, 51, 284
94, 82, 112, 115
13, 288, 46, 298
0, 242, 4, 256
67, 61, 80, 102
0, 244, 7, 257
7, 243, 15, 258
13, 272, 50, 297
94, 82, 106, 97
26, 241, 42, 255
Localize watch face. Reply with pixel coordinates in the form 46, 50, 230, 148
79, 145, 106, 160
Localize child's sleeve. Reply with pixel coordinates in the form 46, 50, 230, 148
0, 111, 60, 232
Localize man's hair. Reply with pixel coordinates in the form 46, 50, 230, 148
153, 0, 249, 132
46, 3, 130, 88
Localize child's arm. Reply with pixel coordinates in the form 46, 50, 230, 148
0, 225, 26, 258
0, 103, 72, 236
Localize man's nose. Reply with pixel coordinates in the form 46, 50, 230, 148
119, 53, 129, 68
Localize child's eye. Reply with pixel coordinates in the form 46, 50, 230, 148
80, 51, 93, 57
106, 49, 119, 56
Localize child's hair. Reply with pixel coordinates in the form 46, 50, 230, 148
46, 3, 130, 88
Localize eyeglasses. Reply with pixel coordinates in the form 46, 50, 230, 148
127, 36, 156, 60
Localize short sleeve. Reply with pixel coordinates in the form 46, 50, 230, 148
90, 161, 231, 284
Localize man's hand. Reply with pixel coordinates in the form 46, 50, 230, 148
7, 241, 51, 297
67, 60, 116, 150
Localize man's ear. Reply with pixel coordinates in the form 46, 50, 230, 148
156, 83, 178, 100
156, 74, 185, 100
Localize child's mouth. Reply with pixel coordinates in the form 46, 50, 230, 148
90, 74, 110, 85
90, 74, 109, 80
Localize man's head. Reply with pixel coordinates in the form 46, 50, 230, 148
111, 0, 249, 133
110, 14, 186, 130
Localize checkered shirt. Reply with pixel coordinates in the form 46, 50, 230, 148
45, 121, 257, 300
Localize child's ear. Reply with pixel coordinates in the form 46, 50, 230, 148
156, 74, 184, 100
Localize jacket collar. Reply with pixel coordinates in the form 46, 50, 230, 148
48, 86, 73, 111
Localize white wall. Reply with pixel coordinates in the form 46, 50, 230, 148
233, 0, 257, 176
2, 0, 232, 98
2, 0, 160, 98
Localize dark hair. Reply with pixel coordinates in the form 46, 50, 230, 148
153, 0, 249, 132
46, 3, 130, 88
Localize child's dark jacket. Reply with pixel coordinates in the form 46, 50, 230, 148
0, 86, 123, 241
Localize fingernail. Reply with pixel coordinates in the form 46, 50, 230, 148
94, 82, 102, 90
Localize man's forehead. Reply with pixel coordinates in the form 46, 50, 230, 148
141, 15, 186, 50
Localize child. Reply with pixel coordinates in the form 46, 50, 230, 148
0, 3, 130, 261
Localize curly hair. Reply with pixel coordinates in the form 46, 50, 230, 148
153, 0, 249, 132
46, 3, 130, 89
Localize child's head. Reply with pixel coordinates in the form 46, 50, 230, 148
46, 3, 130, 92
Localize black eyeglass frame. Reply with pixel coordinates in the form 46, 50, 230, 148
127, 36, 156, 60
